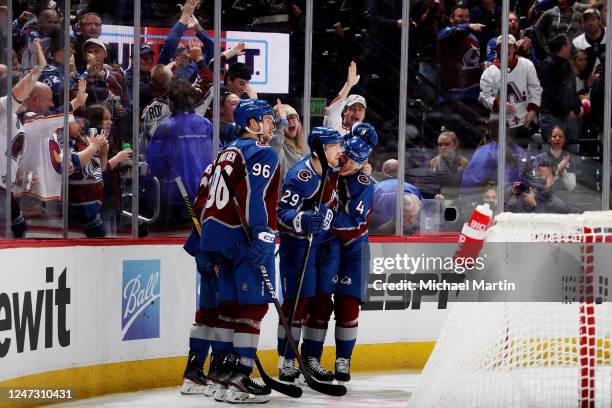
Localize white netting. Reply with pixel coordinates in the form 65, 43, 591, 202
409, 211, 612, 408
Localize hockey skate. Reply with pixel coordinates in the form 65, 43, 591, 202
303, 355, 334, 383
335, 357, 351, 383
225, 372, 271, 404
205, 353, 237, 400
179, 352, 207, 395
278, 358, 300, 384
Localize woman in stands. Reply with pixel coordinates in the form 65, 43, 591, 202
430, 130, 470, 200
271, 99, 309, 179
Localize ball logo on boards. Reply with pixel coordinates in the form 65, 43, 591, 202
0, 267, 71, 358
121, 260, 161, 341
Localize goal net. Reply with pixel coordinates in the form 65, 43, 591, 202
409, 211, 612, 408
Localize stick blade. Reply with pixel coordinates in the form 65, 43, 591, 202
306, 376, 347, 396
267, 379, 303, 398
256, 358, 303, 398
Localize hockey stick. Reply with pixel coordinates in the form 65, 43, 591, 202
174, 176, 303, 399
281, 141, 330, 362
217, 169, 347, 397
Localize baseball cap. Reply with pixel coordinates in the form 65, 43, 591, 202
83, 38, 107, 52
140, 43, 155, 55
345, 94, 367, 109
584, 8, 601, 19
496, 34, 517, 46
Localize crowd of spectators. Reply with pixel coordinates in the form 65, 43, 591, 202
0, 0, 608, 239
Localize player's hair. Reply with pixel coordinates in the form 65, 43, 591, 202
548, 33, 570, 54
168, 79, 198, 111
224, 62, 252, 84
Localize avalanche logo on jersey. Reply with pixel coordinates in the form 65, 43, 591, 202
357, 174, 370, 185
82, 157, 103, 181
462, 38, 481, 70
11, 133, 25, 160
121, 260, 161, 341
49, 136, 62, 174
504, 82, 527, 104
298, 169, 312, 182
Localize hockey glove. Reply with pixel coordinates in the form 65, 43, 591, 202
294, 210, 324, 234
249, 227, 277, 269
195, 250, 214, 275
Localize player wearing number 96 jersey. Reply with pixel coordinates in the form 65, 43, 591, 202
199, 99, 280, 403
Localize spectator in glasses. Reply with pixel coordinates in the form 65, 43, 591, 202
430, 131, 470, 199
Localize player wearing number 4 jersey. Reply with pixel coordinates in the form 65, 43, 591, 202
301, 123, 378, 384
198, 99, 280, 404
276, 126, 343, 384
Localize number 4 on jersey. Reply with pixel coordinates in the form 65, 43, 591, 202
355, 201, 365, 215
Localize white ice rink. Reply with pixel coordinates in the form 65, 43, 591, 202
49, 372, 419, 408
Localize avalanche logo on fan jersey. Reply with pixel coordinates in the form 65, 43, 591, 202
462, 39, 481, 70
11, 133, 25, 159
49, 136, 62, 174
505, 82, 527, 104
121, 260, 161, 341
298, 169, 312, 182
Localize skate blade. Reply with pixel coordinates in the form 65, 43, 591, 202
224, 389, 271, 404
180, 378, 207, 395
213, 386, 228, 402
203, 385, 216, 397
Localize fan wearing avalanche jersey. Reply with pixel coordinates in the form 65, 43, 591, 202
302, 123, 378, 384
199, 99, 280, 404
276, 126, 343, 383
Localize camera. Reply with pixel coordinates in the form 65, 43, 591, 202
516, 182, 530, 194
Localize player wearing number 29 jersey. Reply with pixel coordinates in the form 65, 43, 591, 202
302, 122, 378, 384
275, 127, 344, 382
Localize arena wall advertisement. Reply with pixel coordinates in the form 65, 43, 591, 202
0, 241, 448, 405
99, 25, 290, 93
